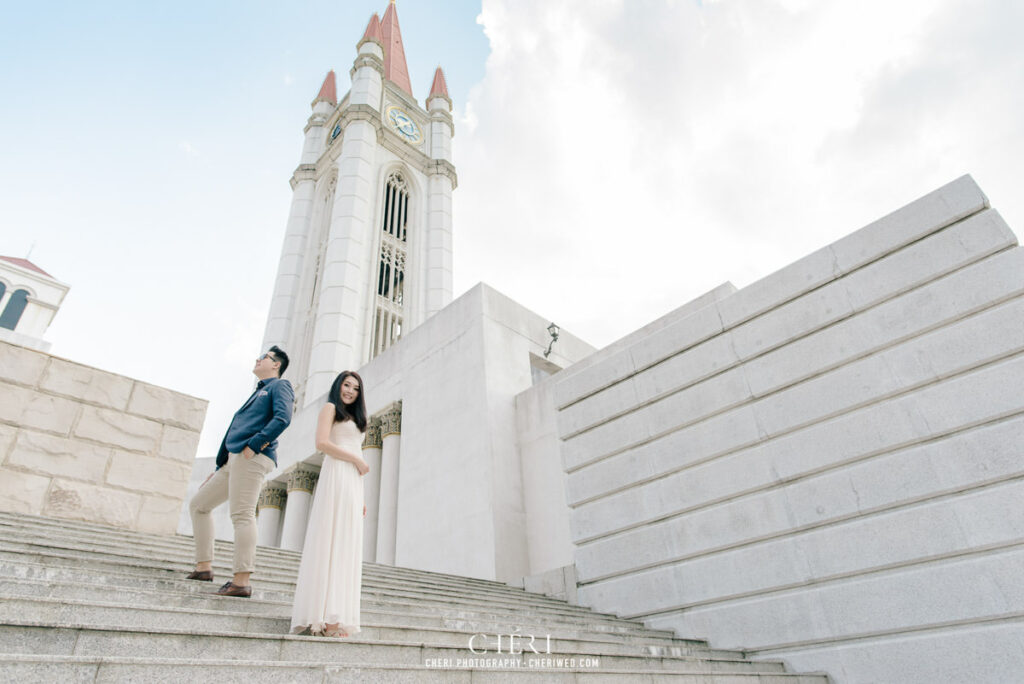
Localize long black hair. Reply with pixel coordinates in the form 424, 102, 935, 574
327, 370, 367, 432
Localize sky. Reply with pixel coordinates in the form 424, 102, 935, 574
2, 0, 1022, 461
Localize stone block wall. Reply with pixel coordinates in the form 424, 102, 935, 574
554, 175, 1024, 684
0, 341, 207, 534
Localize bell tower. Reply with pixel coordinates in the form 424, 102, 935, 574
262, 1, 457, 407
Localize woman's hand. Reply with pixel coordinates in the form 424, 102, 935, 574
354, 458, 370, 476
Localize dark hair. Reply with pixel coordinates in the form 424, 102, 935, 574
328, 370, 367, 432
268, 345, 289, 377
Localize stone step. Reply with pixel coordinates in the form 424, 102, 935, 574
0, 543, 640, 630
0, 512, 529, 591
0, 655, 832, 684
0, 545, 654, 635
0, 575, 718, 652
0, 530, 586, 609
0, 595, 762, 662
0, 511, 831, 682
0, 526, 516, 590
0, 622, 791, 674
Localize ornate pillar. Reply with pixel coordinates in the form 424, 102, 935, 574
279, 466, 319, 552
361, 417, 383, 562
256, 482, 287, 547
376, 401, 401, 565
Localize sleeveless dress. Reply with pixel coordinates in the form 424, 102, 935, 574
290, 418, 365, 635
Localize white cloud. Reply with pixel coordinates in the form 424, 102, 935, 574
454, 0, 1024, 348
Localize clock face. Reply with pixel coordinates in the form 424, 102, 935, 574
385, 106, 422, 144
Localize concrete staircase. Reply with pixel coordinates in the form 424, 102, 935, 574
0, 511, 830, 682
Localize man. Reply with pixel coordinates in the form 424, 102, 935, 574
186, 346, 294, 598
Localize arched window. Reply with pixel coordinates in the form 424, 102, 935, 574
0, 282, 6, 305
371, 172, 409, 358
0, 289, 30, 331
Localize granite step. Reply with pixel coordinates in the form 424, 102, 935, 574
0, 655, 832, 684
0, 575, 715, 652
0, 511, 831, 682
0, 595, 744, 661
0, 530, 588, 609
0, 621, 793, 674
0, 545, 656, 632
0, 513, 531, 591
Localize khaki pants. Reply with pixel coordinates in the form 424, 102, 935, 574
189, 452, 274, 574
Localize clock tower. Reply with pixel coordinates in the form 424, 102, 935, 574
262, 1, 456, 406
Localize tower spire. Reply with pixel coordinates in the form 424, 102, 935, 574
428, 67, 449, 99
379, 1, 413, 96
360, 12, 382, 46
313, 70, 337, 106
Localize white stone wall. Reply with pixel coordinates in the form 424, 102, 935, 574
0, 341, 206, 534
554, 175, 1024, 684
267, 283, 594, 582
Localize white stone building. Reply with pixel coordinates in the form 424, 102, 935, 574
0, 255, 69, 352
180, 4, 1024, 682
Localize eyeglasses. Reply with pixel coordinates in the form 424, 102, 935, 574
257, 352, 278, 363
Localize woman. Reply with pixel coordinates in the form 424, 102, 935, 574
290, 371, 370, 637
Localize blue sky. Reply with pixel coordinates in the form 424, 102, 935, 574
3, 0, 1022, 460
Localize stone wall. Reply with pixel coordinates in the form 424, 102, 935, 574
0, 341, 207, 534
554, 175, 1024, 684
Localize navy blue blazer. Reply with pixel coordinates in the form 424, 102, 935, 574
215, 377, 294, 469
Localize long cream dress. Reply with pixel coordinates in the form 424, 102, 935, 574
290, 418, 364, 635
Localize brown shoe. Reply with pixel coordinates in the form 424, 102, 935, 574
214, 581, 252, 598
185, 570, 213, 582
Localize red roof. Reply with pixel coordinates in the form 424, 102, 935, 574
428, 67, 449, 99
379, 1, 413, 96
0, 255, 52, 278
315, 70, 337, 104
361, 12, 382, 45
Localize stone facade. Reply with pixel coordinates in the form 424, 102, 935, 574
0, 340, 206, 533
554, 175, 1024, 684
259, 283, 595, 582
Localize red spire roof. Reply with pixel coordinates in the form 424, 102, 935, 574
379, 1, 413, 96
315, 70, 337, 104
428, 67, 449, 99
0, 255, 53, 278
361, 12, 382, 45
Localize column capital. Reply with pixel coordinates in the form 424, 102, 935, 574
363, 416, 383, 449
381, 401, 402, 437
286, 465, 319, 494
258, 482, 287, 511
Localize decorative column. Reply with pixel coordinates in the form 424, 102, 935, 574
376, 402, 401, 565
279, 466, 319, 552
361, 417, 383, 562
256, 482, 287, 547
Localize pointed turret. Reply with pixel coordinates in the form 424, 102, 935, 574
313, 70, 337, 106
379, 1, 413, 96
360, 12, 382, 47
428, 67, 449, 100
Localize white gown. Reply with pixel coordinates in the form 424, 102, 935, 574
290, 418, 364, 635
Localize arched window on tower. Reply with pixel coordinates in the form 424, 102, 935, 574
371, 171, 409, 358
0, 289, 30, 331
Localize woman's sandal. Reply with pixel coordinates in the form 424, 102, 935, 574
322, 625, 348, 638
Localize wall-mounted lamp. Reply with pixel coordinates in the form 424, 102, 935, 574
543, 322, 560, 358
